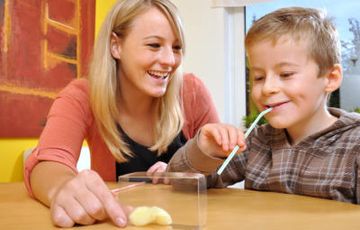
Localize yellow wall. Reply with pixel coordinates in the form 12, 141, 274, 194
95, 0, 117, 35
0, 139, 38, 182
0, 0, 117, 183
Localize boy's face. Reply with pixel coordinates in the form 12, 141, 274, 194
248, 36, 333, 133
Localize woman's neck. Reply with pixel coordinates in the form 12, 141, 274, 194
117, 86, 159, 146
118, 91, 157, 117
117, 76, 158, 117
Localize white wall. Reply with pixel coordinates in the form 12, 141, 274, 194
172, 0, 248, 126
172, 0, 227, 120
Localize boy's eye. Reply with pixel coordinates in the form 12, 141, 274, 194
253, 75, 265, 81
280, 72, 294, 78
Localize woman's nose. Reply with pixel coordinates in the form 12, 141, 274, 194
159, 47, 176, 66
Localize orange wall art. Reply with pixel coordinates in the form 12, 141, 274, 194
0, 0, 95, 137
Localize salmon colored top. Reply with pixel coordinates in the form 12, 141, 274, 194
24, 73, 219, 196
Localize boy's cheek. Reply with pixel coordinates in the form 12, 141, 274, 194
250, 90, 261, 106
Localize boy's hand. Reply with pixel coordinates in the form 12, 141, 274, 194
198, 123, 246, 158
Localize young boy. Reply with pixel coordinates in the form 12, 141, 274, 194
167, 7, 360, 204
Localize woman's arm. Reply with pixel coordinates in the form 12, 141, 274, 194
30, 161, 128, 227
30, 161, 76, 206
182, 73, 220, 139
24, 79, 90, 196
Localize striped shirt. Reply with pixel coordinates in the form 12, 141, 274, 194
167, 108, 360, 204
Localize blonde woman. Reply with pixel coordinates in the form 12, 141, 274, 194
24, 0, 219, 227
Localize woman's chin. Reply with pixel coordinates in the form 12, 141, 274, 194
150, 89, 167, 98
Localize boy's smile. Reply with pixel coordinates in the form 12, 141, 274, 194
248, 36, 338, 144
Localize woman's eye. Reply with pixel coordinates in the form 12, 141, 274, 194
172, 45, 182, 52
147, 43, 160, 48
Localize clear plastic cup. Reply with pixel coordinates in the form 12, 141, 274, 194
116, 172, 207, 229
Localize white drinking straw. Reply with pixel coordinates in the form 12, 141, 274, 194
216, 107, 273, 175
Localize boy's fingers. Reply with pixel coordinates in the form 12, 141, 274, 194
202, 124, 222, 146
237, 128, 246, 151
228, 127, 240, 149
217, 127, 230, 151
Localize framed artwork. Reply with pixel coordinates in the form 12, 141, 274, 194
0, 0, 95, 137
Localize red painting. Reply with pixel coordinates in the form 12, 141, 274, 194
0, 0, 95, 137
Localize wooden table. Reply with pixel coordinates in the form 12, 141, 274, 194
1, 182, 360, 229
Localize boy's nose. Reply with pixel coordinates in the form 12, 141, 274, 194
261, 75, 280, 95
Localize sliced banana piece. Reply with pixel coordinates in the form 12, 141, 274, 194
151, 206, 172, 225
129, 206, 172, 226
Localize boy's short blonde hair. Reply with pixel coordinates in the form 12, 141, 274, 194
245, 7, 341, 77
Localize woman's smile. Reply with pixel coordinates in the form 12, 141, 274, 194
147, 70, 171, 80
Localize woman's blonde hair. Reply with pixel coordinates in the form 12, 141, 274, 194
245, 7, 341, 77
89, 0, 185, 162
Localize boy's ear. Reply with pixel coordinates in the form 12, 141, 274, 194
324, 64, 342, 93
110, 32, 121, 60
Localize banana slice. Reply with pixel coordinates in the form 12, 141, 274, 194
129, 206, 172, 226
151, 206, 172, 225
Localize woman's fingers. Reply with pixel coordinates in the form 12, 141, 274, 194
100, 192, 128, 227
147, 162, 167, 184
50, 170, 128, 228
62, 197, 96, 226
76, 188, 107, 221
51, 204, 75, 228
84, 170, 128, 227
147, 161, 167, 175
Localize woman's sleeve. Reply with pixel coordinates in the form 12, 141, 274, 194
182, 73, 220, 139
24, 79, 92, 196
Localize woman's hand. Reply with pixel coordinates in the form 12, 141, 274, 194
197, 123, 246, 158
146, 161, 167, 184
50, 169, 128, 228
147, 161, 167, 175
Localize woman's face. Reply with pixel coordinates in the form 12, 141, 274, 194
113, 6, 182, 98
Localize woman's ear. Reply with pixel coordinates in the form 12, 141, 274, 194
110, 32, 121, 60
324, 64, 343, 93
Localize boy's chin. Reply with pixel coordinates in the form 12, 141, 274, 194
267, 121, 287, 129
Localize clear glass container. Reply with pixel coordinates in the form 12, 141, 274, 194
116, 172, 207, 229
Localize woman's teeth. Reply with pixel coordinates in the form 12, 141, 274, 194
148, 71, 169, 79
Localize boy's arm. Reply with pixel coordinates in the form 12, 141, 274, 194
167, 129, 246, 188
167, 136, 223, 174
